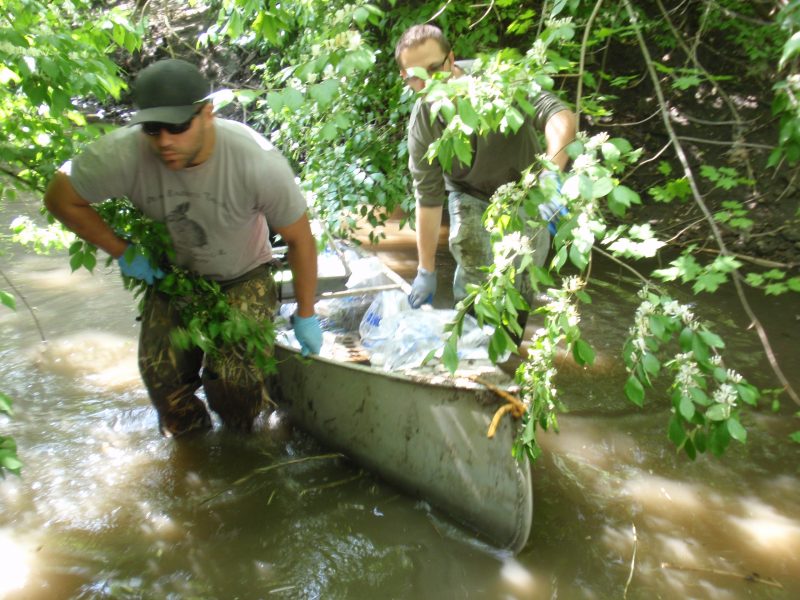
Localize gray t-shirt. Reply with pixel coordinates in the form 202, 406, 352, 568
408, 61, 569, 207
69, 119, 307, 281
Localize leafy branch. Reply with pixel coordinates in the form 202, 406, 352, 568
623, 0, 799, 407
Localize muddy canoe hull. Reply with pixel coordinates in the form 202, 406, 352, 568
271, 343, 533, 552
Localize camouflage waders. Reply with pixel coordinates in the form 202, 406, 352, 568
138, 264, 278, 436
447, 191, 551, 343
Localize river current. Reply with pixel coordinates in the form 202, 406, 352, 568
1, 198, 798, 599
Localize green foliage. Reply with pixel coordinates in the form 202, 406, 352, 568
203, 0, 412, 241
771, 0, 800, 166
3, 0, 798, 465
1, 376, 21, 478
623, 290, 757, 459
0, 0, 144, 191
653, 250, 743, 294
85, 200, 279, 375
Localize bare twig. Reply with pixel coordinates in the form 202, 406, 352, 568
199, 453, 344, 505
689, 246, 795, 270
593, 247, 668, 295
299, 472, 364, 497
575, 0, 606, 129
598, 108, 661, 128
623, 0, 800, 406
623, 524, 638, 599
655, 0, 757, 182
660, 562, 784, 589
0, 268, 47, 342
469, 1, 495, 30
426, 0, 453, 24
676, 136, 775, 150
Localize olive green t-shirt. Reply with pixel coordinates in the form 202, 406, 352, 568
407, 62, 569, 207
69, 119, 307, 281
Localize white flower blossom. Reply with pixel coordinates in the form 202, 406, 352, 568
563, 276, 584, 294
726, 369, 743, 384
584, 132, 610, 151
572, 154, 598, 171
712, 383, 738, 407
662, 300, 695, 324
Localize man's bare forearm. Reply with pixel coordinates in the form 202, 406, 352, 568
416, 201, 443, 272
43, 172, 128, 258
545, 109, 577, 171
275, 213, 318, 318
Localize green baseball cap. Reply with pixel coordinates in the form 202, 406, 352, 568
128, 59, 210, 125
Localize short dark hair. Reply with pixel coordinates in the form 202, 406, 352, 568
394, 24, 451, 67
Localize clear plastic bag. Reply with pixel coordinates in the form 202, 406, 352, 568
359, 291, 494, 371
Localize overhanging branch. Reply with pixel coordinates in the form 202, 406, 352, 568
622, 0, 799, 407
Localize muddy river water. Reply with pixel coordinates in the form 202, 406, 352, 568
1, 199, 798, 599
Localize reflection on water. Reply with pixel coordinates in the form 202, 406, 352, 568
1, 201, 798, 598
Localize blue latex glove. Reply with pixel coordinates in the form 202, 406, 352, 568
292, 313, 322, 356
538, 171, 569, 235
117, 244, 165, 284
408, 267, 436, 308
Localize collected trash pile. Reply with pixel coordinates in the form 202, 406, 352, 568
277, 254, 498, 372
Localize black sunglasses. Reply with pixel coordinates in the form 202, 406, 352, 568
141, 109, 201, 136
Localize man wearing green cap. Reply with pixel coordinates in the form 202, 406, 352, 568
44, 59, 322, 436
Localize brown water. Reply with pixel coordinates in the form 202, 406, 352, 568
1, 200, 798, 599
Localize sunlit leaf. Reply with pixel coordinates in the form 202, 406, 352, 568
0, 291, 15, 311
727, 418, 747, 443
625, 375, 645, 407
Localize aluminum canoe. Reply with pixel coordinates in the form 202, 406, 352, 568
270, 342, 534, 553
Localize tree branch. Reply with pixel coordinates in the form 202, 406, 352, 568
623, 0, 800, 407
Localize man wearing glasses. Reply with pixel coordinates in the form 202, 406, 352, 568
44, 59, 322, 436
395, 24, 577, 343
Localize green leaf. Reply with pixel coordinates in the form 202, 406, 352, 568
592, 177, 614, 198
668, 413, 687, 447
309, 79, 340, 109
601, 142, 621, 161
698, 329, 725, 349
83, 252, 97, 271
779, 31, 800, 69
1, 291, 15, 311
0, 453, 23, 473
692, 334, 710, 364
458, 100, 480, 130
726, 418, 747, 444
625, 375, 645, 407
736, 383, 759, 406
683, 436, 697, 460
790, 431, 800, 443
706, 404, 729, 421
642, 352, 660, 376
690, 387, 710, 406
0, 392, 12, 415
678, 394, 695, 420
267, 91, 284, 112
709, 422, 731, 456
285, 87, 307, 112
610, 185, 640, 207
679, 327, 694, 352
442, 334, 459, 373
573, 339, 595, 366
69, 251, 83, 272
568, 243, 589, 270
353, 6, 370, 26
453, 135, 473, 167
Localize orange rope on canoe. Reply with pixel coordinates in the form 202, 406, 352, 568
468, 375, 527, 438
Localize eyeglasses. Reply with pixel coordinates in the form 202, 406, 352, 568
403, 56, 449, 84
141, 109, 201, 136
